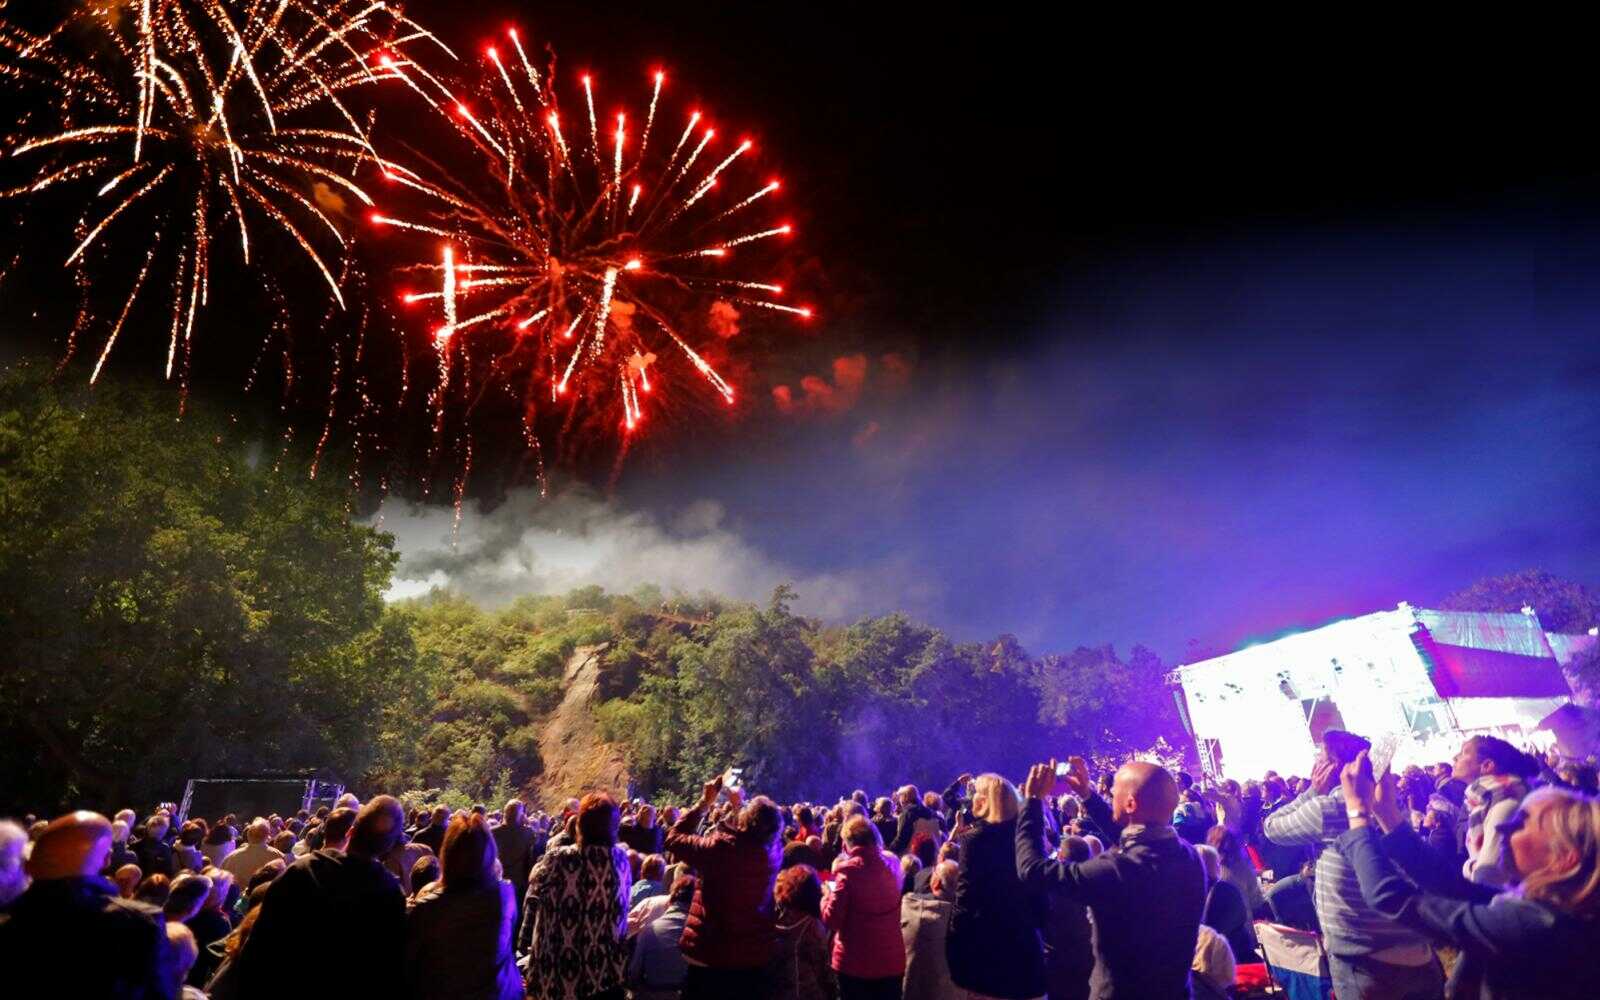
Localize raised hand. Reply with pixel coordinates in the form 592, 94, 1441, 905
1370, 769, 1404, 832
1311, 756, 1340, 795
1062, 756, 1091, 798
701, 775, 724, 808
1023, 761, 1057, 800
1339, 749, 1375, 815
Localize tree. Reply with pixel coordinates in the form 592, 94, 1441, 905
0, 362, 403, 812
1441, 570, 1600, 633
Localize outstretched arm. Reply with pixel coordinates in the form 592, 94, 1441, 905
1015, 766, 1112, 904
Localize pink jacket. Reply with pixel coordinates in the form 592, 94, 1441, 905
820, 846, 906, 980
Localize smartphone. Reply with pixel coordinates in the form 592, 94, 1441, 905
1370, 734, 1400, 779
1055, 761, 1071, 777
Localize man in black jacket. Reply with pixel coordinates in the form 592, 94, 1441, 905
888, 784, 939, 854
0, 811, 178, 998
1016, 757, 1206, 1000
412, 804, 451, 856
131, 813, 176, 879
232, 796, 408, 1000
492, 798, 538, 938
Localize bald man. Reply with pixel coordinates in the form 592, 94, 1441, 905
230, 795, 406, 1000
0, 811, 179, 998
1016, 758, 1206, 1000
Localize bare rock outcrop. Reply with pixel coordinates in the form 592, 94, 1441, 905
526, 643, 631, 809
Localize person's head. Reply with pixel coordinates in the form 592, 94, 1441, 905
1263, 776, 1288, 802
0, 820, 29, 905
1176, 772, 1194, 792
842, 815, 883, 853
1559, 763, 1600, 795
909, 831, 938, 868
637, 803, 656, 828
504, 799, 526, 827
872, 796, 894, 819
164, 873, 212, 922
113, 808, 136, 828
896, 784, 920, 808
440, 812, 498, 890
1453, 735, 1534, 782
774, 863, 823, 920
1061, 835, 1091, 864
26, 811, 113, 881
349, 795, 405, 859
177, 821, 203, 849
669, 872, 697, 908
430, 804, 451, 827
1108, 763, 1180, 827
112, 864, 142, 898
782, 839, 823, 872
322, 807, 357, 852
203, 823, 233, 847
202, 867, 233, 910
738, 796, 784, 846
922, 791, 943, 812
144, 813, 169, 842
270, 830, 296, 855
134, 873, 171, 906
109, 820, 130, 846
1319, 729, 1371, 769
929, 859, 959, 901
970, 773, 1021, 824
335, 792, 360, 813
1505, 786, 1600, 917
576, 793, 621, 847
410, 854, 441, 894
641, 854, 666, 882
1206, 825, 1243, 863
1084, 835, 1104, 857
794, 805, 813, 829
166, 922, 200, 983
247, 858, 286, 893
938, 839, 960, 864
899, 853, 921, 884
1194, 843, 1222, 886
244, 818, 270, 845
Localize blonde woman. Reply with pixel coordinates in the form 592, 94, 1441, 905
945, 774, 1046, 1000
1340, 751, 1600, 1000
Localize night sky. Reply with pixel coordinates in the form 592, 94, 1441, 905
6, 7, 1599, 657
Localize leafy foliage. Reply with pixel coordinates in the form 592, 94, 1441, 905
1, 361, 1194, 812
1442, 569, 1600, 634
0, 362, 414, 812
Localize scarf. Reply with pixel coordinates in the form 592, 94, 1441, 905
1464, 773, 1526, 858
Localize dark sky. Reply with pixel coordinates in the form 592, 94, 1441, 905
5, 7, 1599, 657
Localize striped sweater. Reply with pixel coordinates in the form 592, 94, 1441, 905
1262, 790, 1432, 960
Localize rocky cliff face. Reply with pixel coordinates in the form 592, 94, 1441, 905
527, 642, 632, 809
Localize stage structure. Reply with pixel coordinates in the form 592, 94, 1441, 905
1170, 603, 1590, 779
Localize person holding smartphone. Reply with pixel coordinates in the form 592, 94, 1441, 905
1338, 750, 1600, 999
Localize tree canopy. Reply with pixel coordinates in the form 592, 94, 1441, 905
1442, 569, 1600, 634
0, 362, 416, 811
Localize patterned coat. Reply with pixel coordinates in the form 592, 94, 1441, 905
521, 842, 632, 1000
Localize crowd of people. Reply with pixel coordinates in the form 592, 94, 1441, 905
0, 733, 1597, 1000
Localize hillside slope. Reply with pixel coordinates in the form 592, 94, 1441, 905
527, 642, 632, 808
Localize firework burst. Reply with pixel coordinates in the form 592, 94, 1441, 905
371, 27, 812, 484
0, 0, 448, 384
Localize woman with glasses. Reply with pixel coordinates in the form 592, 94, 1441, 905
1338, 751, 1600, 1000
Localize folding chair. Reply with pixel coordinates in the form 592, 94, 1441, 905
1254, 921, 1332, 1000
